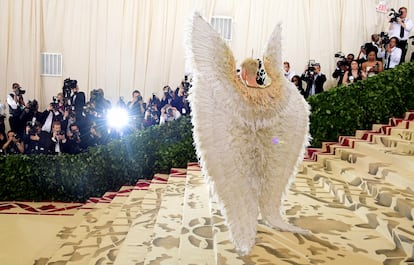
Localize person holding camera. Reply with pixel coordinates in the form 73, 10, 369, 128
361, 50, 384, 77
144, 94, 161, 128
70, 83, 86, 117
128, 90, 145, 130
19, 99, 49, 131
301, 63, 326, 98
388, 7, 413, 63
50, 121, 67, 154
383, 37, 402, 69
160, 85, 175, 110
23, 121, 51, 154
66, 123, 84, 154
159, 104, 181, 125
2, 130, 24, 154
6, 83, 26, 136
332, 60, 349, 85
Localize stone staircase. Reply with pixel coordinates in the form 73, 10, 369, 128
31, 112, 414, 265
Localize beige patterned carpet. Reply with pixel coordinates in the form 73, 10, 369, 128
1, 112, 414, 265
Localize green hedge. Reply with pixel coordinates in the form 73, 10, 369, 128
0, 116, 196, 202
1, 62, 413, 202
308, 61, 414, 147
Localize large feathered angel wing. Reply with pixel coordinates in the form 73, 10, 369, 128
258, 24, 311, 232
186, 13, 310, 255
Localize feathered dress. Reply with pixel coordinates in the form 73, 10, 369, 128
185, 13, 311, 255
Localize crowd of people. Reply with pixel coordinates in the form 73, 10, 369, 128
0, 77, 191, 156
1, 6, 412, 155
284, 6, 413, 97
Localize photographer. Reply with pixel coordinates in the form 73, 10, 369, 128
144, 101, 160, 128
384, 37, 402, 69
6, 83, 26, 136
332, 53, 349, 85
159, 104, 181, 125
69, 80, 85, 117
42, 93, 68, 133
363, 34, 384, 61
160, 85, 174, 109
66, 123, 84, 154
2, 130, 24, 154
128, 90, 145, 130
19, 99, 48, 132
23, 121, 51, 154
50, 121, 67, 154
361, 50, 384, 77
84, 122, 106, 148
388, 7, 413, 63
301, 62, 326, 98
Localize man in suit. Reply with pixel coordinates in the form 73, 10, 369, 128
70, 84, 86, 118
50, 121, 67, 154
301, 63, 327, 98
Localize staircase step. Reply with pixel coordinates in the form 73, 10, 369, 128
42, 200, 113, 264
193, 164, 397, 264
64, 183, 148, 265
353, 141, 414, 173
141, 170, 187, 265
177, 165, 215, 264
112, 174, 169, 265
307, 154, 414, 260
34, 180, 149, 265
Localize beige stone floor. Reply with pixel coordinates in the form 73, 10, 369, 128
0, 214, 82, 265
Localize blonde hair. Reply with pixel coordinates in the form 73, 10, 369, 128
241, 58, 258, 78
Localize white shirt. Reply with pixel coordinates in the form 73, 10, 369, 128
160, 110, 181, 125
389, 18, 414, 41
6, 94, 18, 110
385, 47, 402, 69
283, 70, 295, 82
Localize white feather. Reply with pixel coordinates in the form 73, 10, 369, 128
185, 13, 310, 255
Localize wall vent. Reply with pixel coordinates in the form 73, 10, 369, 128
41, 53, 62, 76
210, 16, 232, 42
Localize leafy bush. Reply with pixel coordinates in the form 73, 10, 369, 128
0, 116, 196, 202
308, 61, 414, 147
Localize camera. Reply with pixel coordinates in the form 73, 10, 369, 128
306, 59, 317, 76
389, 8, 401, 23
26, 121, 37, 135
334, 52, 347, 67
72, 131, 80, 140
17, 88, 26, 95
380, 31, 390, 45
167, 107, 174, 115
63, 78, 77, 99
50, 96, 60, 111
